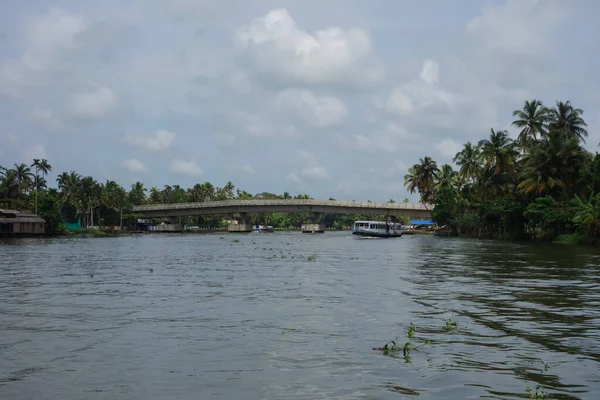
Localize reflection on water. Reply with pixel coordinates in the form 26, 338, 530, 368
1, 233, 599, 399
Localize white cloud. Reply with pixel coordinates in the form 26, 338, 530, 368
70, 86, 116, 119
287, 149, 330, 181
338, 123, 420, 154
21, 144, 47, 162
276, 88, 348, 128
122, 159, 148, 173
233, 112, 301, 139
0, 9, 85, 94
171, 159, 203, 177
236, 8, 383, 86
386, 60, 455, 116
30, 107, 63, 131
466, 0, 564, 55
228, 70, 251, 94
436, 138, 462, 159
127, 129, 176, 152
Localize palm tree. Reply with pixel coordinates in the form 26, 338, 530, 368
404, 166, 420, 196
31, 159, 52, 214
517, 129, 588, 198
404, 157, 439, 204
129, 182, 146, 205
547, 100, 588, 143
57, 171, 81, 205
511, 99, 549, 146
417, 156, 439, 203
478, 129, 517, 175
436, 164, 458, 190
13, 163, 33, 200
452, 142, 481, 183
0, 167, 21, 207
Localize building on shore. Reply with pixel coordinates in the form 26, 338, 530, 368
0, 209, 46, 235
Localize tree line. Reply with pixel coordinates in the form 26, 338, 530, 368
1, 163, 392, 233
404, 99, 600, 243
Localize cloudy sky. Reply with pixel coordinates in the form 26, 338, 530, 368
1, 0, 599, 202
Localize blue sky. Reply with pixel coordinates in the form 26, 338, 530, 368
1, 0, 599, 202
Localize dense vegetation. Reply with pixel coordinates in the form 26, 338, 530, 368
405, 99, 600, 244
1, 162, 396, 234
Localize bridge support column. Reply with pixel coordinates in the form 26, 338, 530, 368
301, 212, 325, 233
228, 212, 253, 233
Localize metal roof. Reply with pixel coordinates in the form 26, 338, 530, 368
410, 219, 435, 225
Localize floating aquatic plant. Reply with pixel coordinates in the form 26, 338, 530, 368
443, 318, 458, 331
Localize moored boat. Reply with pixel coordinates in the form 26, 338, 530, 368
352, 220, 403, 238
253, 224, 273, 233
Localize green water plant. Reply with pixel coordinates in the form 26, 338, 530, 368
444, 318, 458, 331
306, 254, 317, 262
374, 323, 431, 363
525, 384, 546, 399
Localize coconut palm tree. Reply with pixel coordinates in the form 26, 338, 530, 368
436, 164, 459, 190
511, 99, 550, 147
31, 159, 52, 214
478, 129, 517, 174
404, 157, 439, 204
12, 163, 34, 200
129, 182, 146, 205
404, 166, 420, 196
547, 100, 588, 143
517, 129, 588, 199
452, 142, 481, 183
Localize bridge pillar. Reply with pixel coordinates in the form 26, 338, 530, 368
301, 212, 325, 233
228, 212, 253, 233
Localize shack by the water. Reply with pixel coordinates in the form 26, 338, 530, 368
0, 209, 46, 235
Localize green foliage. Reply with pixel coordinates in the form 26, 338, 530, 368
572, 193, 600, 241
524, 196, 575, 238
37, 189, 65, 235
404, 98, 596, 243
431, 186, 458, 227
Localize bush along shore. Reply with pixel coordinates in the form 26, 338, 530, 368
404, 99, 600, 245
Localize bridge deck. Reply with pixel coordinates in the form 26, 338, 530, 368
132, 199, 432, 218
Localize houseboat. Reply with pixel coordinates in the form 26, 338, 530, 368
253, 224, 274, 233
352, 220, 403, 238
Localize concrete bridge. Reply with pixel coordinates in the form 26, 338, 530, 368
132, 199, 432, 233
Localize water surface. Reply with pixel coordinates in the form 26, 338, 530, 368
1, 233, 599, 399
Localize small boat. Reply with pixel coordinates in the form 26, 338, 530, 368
253, 224, 273, 233
352, 220, 403, 238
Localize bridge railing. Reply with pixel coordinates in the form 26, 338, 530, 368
132, 199, 432, 211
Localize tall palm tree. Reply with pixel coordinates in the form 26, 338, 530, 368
13, 163, 33, 200
57, 171, 81, 205
511, 99, 550, 146
478, 129, 517, 174
452, 142, 481, 183
0, 167, 21, 207
403, 166, 420, 196
547, 100, 588, 143
436, 164, 459, 190
517, 129, 588, 199
404, 157, 439, 204
31, 159, 52, 214
129, 182, 147, 205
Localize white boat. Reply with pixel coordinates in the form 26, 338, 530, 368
253, 224, 273, 233
352, 220, 404, 238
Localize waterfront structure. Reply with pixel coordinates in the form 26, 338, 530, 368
0, 209, 46, 235
132, 199, 432, 233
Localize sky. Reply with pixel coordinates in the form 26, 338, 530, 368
1, 0, 599, 202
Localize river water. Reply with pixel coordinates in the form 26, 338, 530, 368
1, 232, 599, 399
